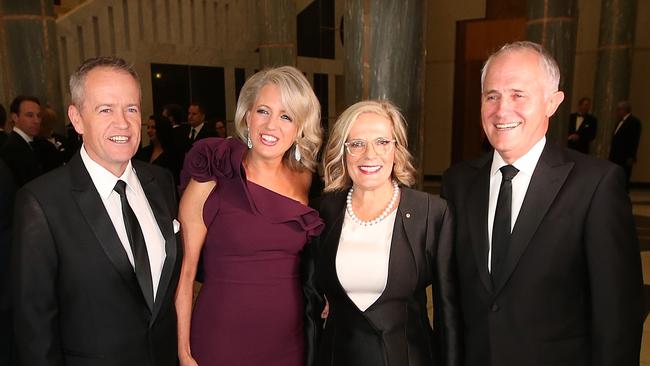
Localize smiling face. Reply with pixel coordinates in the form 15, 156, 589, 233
481, 49, 564, 163
245, 83, 298, 162
345, 112, 395, 193
68, 67, 141, 176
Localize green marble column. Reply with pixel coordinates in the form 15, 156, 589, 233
526, 0, 578, 147
0, 0, 63, 129
257, 0, 296, 67
592, 0, 637, 158
344, 0, 427, 183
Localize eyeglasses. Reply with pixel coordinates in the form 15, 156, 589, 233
344, 137, 397, 156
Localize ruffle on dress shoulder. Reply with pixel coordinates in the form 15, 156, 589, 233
179, 137, 246, 193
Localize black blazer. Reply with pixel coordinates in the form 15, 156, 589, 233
609, 114, 642, 167
567, 112, 597, 154
441, 142, 644, 366
12, 153, 182, 366
0, 131, 43, 186
0, 159, 16, 365
305, 187, 460, 366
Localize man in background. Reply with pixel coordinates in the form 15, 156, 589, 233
609, 100, 642, 187
567, 97, 597, 154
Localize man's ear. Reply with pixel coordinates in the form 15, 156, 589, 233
546, 91, 565, 117
68, 105, 84, 135
11, 112, 19, 124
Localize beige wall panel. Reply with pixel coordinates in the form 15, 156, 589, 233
570, 0, 600, 108
423, 61, 454, 175
424, 0, 485, 175
629, 49, 650, 183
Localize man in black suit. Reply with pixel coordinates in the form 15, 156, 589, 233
0, 95, 44, 186
441, 41, 643, 366
12, 57, 181, 366
609, 100, 642, 187
567, 97, 597, 154
176, 101, 217, 152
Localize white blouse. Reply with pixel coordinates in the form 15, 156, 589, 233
336, 209, 397, 311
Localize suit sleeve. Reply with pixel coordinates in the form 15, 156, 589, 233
12, 188, 63, 366
429, 196, 461, 366
301, 236, 324, 366
584, 164, 644, 365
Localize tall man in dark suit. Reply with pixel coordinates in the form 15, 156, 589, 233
441, 42, 643, 366
0, 95, 44, 186
609, 100, 642, 187
567, 96, 597, 154
12, 57, 182, 366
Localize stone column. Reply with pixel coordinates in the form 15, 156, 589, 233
257, 0, 296, 67
591, 0, 637, 158
525, 0, 578, 146
0, 0, 63, 130
344, 0, 427, 183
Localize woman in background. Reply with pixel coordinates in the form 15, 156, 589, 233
176, 66, 324, 366
135, 114, 180, 183
307, 100, 460, 366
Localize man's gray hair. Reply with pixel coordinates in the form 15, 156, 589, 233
69, 56, 140, 106
481, 41, 561, 96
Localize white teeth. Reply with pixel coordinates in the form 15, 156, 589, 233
261, 134, 278, 142
359, 165, 381, 173
109, 136, 129, 143
496, 122, 521, 130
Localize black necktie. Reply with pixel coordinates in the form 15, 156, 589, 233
114, 180, 154, 310
491, 165, 519, 283
189, 128, 196, 141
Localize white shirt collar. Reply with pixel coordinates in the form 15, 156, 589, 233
13, 127, 33, 143
191, 122, 204, 133
491, 136, 546, 178
80, 145, 137, 200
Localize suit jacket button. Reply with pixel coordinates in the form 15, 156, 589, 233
491, 303, 499, 312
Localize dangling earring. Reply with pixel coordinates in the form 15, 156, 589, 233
294, 144, 301, 162
246, 128, 253, 149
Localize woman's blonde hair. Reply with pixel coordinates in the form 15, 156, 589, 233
323, 100, 416, 192
234, 66, 322, 172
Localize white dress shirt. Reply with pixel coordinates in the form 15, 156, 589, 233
80, 146, 166, 299
336, 209, 397, 311
13, 127, 33, 143
487, 137, 545, 272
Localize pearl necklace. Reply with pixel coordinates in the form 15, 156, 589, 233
346, 180, 400, 226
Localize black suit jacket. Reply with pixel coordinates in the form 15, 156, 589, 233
0, 131, 43, 186
12, 153, 182, 366
567, 112, 597, 154
175, 123, 218, 153
305, 188, 460, 366
441, 142, 644, 366
609, 114, 642, 167
0, 160, 16, 365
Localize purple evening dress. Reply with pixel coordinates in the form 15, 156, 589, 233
180, 137, 324, 366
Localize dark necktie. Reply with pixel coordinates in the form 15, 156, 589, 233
189, 128, 196, 141
491, 165, 519, 283
114, 180, 154, 310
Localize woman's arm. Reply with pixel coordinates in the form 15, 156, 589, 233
175, 178, 216, 366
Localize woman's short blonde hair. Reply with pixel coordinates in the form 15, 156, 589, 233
234, 66, 322, 172
323, 100, 416, 192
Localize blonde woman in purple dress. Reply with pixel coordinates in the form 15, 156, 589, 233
176, 66, 324, 366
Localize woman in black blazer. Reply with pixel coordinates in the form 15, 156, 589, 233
304, 100, 460, 366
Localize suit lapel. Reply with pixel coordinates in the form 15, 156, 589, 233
493, 143, 573, 294
398, 188, 427, 282
69, 155, 143, 302
134, 162, 178, 323
467, 158, 494, 293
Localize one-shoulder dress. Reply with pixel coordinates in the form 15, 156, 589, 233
180, 137, 324, 366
